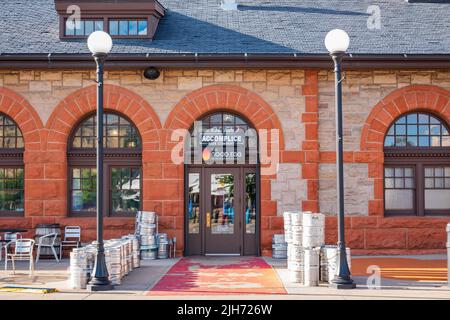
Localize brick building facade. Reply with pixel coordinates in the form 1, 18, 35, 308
1, 68, 449, 255
1, 0, 450, 256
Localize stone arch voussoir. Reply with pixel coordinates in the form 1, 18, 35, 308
45, 84, 162, 152
163, 84, 285, 151
361, 85, 450, 152
0, 87, 44, 151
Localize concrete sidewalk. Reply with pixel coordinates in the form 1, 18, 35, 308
0, 256, 449, 300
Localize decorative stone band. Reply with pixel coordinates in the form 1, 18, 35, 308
384, 149, 450, 158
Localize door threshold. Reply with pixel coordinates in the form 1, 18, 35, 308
205, 253, 241, 256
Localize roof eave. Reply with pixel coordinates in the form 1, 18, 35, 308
0, 53, 449, 69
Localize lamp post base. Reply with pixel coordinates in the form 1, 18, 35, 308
87, 283, 114, 292
329, 278, 356, 290
330, 282, 356, 290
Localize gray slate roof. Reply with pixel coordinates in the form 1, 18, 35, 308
0, 0, 449, 55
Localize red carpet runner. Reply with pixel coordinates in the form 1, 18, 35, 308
147, 257, 287, 296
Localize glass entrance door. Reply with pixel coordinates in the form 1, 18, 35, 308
205, 168, 241, 255
185, 167, 259, 256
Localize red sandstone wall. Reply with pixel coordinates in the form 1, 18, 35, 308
1, 70, 450, 256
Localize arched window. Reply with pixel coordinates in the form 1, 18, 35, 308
68, 112, 141, 216
383, 112, 450, 216
0, 114, 24, 216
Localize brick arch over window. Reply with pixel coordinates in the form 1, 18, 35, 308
0, 88, 44, 224
36, 85, 162, 227
361, 85, 450, 152
163, 84, 285, 150
46, 84, 162, 151
163, 85, 285, 256
359, 85, 450, 217
0, 87, 44, 150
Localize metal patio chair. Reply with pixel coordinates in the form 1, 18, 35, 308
0, 232, 22, 262
4, 239, 35, 276
59, 226, 81, 260
36, 232, 60, 263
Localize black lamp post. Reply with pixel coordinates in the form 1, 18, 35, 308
325, 29, 356, 289
86, 31, 114, 292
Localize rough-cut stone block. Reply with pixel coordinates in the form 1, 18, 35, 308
178, 77, 203, 90
214, 70, 235, 82
40, 71, 62, 81
120, 74, 143, 85
243, 70, 266, 82
29, 81, 52, 92
407, 228, 446, 249
366, 229, 406, 249
62, 72, 82, 87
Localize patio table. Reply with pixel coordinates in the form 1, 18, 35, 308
0, 229, 28, 242
0, 229, 28, 233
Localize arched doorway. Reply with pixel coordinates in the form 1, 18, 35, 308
184, 111, 260, 256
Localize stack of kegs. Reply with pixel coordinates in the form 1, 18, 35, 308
135, 211, 158, 260
301, 212, 325, 287
285, 211, 304, 283
303, 248, 320, 286
157, 233, 169, 259
104, 242, 122, 285
69, 248, 88, 289
290, 212, 303, 246
320, 245, 352, 284
283, 212, 292, 244
69, 236, 139, 289
284, 211, 326, 286
287, 244, 304, 283
140, 238, 158, 260
283, 212, 354, 286
272, 234, 287, 259
302, 213, 325, 248
122, 235, 140, 268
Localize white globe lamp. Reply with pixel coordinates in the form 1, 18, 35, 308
324, 29, 350, 54
87, 31, 113, 55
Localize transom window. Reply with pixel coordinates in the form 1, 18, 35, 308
384, 113, 450, 147
0, 114, 24, 148
68, 112, 142, 217
71, 113, 141, 149
187, 112, 258, 165
384, 112, 450, 216
0, 114, 24, 216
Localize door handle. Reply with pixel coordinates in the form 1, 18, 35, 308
206, 212, 211, 228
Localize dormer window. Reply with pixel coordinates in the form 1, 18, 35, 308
109, 19, 148, 37
55, 0, 165, 39
65, 19, 104, 36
